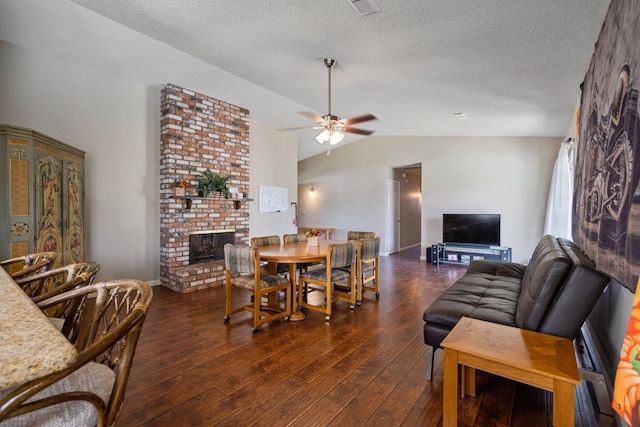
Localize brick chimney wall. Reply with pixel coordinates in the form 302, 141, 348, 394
160, 84, 250, 293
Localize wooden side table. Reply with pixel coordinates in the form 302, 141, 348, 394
441, 317, 580, 427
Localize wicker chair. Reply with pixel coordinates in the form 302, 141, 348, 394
223, 243, 291, 333
346, 231, 376, 240
14, 261, 100, 301
298, 241, 358, 322
14, 262, 101, 336
0, 279, 153, 427
0, 251, 57, 280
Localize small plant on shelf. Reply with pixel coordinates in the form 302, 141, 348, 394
172, 179, 190, 188
172, 179, 190, 196
196, 169, 230, 198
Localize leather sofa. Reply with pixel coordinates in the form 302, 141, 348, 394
422, 235, 610, 380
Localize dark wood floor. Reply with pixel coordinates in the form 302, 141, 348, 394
117, 247, 615, 426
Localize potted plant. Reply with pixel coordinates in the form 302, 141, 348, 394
305, 228, 322, 246
172, 179, 190, 197
196, 169, 230, 198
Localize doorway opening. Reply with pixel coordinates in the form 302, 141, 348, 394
386, 163, 422, 255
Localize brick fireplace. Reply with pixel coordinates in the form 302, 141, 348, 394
160, 84, 250, 293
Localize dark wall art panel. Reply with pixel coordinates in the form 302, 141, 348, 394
573, 0, 640, 292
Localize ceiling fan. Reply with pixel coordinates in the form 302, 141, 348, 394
283, 58, 377, 146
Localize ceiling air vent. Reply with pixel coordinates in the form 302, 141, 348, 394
346, 0, 381, 16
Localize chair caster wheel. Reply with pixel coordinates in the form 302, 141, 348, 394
251, 327, 259, 333
375, 292, 380, 300
223, 315, 230, 323
349, 305, 355, 310
284, 316, 290, 322
325, 315, 331, 322
356, 301, 362, 306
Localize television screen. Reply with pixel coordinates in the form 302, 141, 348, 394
442, 214, 501, 246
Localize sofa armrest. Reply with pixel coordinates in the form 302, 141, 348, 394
466, 260, 526, 279
537, 238, 611, 339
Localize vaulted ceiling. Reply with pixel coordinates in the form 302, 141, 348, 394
0, 0, 610, 159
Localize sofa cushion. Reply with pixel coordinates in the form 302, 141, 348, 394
515, 235, 572, 330
465, 260, 526, 279
422, 272, 521, 328
0, 362, 115, 426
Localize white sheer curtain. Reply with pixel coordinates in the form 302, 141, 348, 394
543, 139, 574, 239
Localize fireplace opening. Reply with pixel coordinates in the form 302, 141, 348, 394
189, 230, 235, 265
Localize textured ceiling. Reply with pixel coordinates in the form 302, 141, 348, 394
0, 0, 609, 159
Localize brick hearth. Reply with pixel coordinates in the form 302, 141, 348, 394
159, 84, 250, 293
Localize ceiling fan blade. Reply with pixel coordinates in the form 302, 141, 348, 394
299, 111, 325, 123
342, 113, 377, 126
343, 126, 374, 135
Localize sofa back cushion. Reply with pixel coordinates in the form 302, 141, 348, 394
538, 238, 610, 339
515, 235, 572, 330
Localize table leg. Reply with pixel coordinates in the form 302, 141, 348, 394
553, 380, 575, 427
267, 262, 280, 307
288, 263, 305, 321
464, 366, 476, 397
443, 348, 458, 427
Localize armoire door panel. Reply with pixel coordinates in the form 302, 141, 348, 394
35, 153, 64, 267
1, 125, 85, 266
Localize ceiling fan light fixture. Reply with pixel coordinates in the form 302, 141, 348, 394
315, 129, 344, 145
281, 57, 375, 146
329, 130, 344, 145
315, 129, 330, 144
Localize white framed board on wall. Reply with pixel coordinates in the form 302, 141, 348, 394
259, 185, 288, 213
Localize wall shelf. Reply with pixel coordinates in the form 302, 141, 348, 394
174, 196, 253, 210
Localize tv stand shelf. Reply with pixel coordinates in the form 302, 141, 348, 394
431, 243, 511, 266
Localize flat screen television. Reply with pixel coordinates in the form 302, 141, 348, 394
442, 214, 501, 246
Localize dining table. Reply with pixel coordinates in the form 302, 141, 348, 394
259, 240, 344, 321
0, 266, 78, 389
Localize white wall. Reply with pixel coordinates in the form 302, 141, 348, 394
249, 121, 298, 239
0, 41, 298, 283
298, 135, 560, 262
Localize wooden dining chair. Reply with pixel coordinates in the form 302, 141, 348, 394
0, 279, 153, 427
0, 251, 57, 280
347, 231, 376, 240
250, 235, 281, 247
223, 243, 291, 332
283, 233, 307, 244
298, 241, 357, 322
283, 233, 320, 273
250, 235, 288, 277
353, 236, 381, 303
